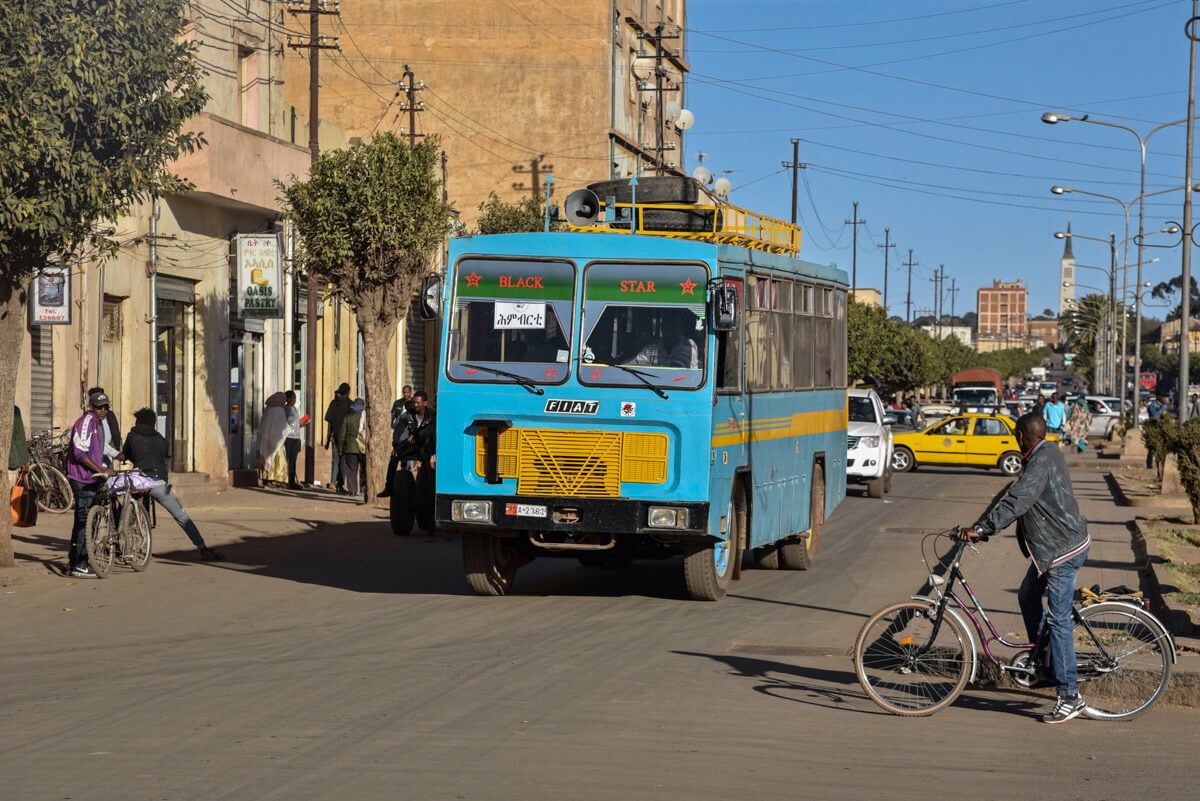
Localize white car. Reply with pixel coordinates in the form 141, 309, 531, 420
1081, 396, 1125, 438
847, 389, 895, 499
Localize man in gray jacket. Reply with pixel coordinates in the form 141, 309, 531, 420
961, 412, 1091, 724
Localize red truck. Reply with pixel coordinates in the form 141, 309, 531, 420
951, 368, 1004, 412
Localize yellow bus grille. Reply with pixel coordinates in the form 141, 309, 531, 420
475, 428, 668, 497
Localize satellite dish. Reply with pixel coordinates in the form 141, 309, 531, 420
713, 176, 732, 197
632, 56, 656, 81
665, 100, 681, 123
674, 109, 695, 131
563, 188, 601, 226
691, 165, 713, 186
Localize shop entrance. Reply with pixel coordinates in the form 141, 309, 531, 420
229, 331, 264, 470
155, 297, 194, 472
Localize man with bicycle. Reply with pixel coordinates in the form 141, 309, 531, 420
960, 412, 1091, 724
65, 393, 113, 578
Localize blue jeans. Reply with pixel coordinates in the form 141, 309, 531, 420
148, 484, 206, 549
1019, 548, 1089, 698
68, 478, 103, 570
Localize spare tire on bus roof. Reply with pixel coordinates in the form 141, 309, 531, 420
606, 207, 723, 234
587, 176, 700, 205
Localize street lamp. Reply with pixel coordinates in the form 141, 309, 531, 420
1056, 229, 1120, 395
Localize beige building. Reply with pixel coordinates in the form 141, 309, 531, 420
1160, 318, 1200, 355
14, 2, 409, 489
1027, 318, 1060, 348
850, 288, 882, 308
918, 325, 973, 347
976, 280, 1028, 351
281, 0, 689, 228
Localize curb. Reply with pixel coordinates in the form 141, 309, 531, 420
1106, 471, 1191, 509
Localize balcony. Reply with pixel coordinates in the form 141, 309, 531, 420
172, 112, 309, 215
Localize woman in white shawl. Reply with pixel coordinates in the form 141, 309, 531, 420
256, 391, 289, 483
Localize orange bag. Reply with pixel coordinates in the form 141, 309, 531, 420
11, 468, 38, 527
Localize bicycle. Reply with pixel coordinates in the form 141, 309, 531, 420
852, 528, 1175, 719
84, 465, 154, 578
22, 428, 73, 514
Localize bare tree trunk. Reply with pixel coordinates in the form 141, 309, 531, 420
0, 276, 29, 568
358, 314, 398, 509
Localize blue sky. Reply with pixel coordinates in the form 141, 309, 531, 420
682, 0, 1195, 319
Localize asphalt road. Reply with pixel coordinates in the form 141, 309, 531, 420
2, 469, 1197, 801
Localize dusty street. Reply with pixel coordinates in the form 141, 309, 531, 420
2, 469, 1197, 801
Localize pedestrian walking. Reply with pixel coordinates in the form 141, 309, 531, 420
283, 390, 308, 490
256, 392, 289, 485
1145, 393, 1168, 469
379, 385, 418, 498
121, 408, 224, 561
1190, 393, 1200, 420
64, 393, 113, 578
324, 382, 352, 494
337, 397, 366, 497
1066, 396, 1092, 453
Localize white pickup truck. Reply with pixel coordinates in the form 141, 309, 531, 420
846, 388, 895, 499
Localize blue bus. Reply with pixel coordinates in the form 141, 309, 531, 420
422, 197, 848, 600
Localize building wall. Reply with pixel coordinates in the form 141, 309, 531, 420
1027, 319, 1060, 348
977, 280, 1028, 343
281, 0, 688, 229
850, 288, 881, 308
1059, 255, 1075, 317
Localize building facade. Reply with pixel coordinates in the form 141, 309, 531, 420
918, 325, 973, 347
1059, 223, 1075, 318
14, 1, 411, 488
1159, 318, 1200, 355
850, 288, 882, 308
976, 279, 1028, 351
1027, 318, 1060, 349
281, 0, 689, 230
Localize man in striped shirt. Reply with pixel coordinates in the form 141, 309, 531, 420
961, 412, 1091, 724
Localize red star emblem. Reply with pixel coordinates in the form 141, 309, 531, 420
590, 368, 603, 381
543, 368, 558, 379
679, 277, 697, 295
465, 271, 482, 288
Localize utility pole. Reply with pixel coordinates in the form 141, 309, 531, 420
904, 249, 918, 323
931, 265, 944, 338
440, 151, 448, 203
1181, 0, 1198, 420
395, 64, 425, 146
513, 154, 551, 199
878, 227, 895, 315
949, 277, 959, 322
287, 0, 341, 486
844, 201, 867, 294
782, 139, 807, 226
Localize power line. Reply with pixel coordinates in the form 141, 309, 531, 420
693, 0, 1039, 32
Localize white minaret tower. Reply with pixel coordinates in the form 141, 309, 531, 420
1058, 222, 1075, 318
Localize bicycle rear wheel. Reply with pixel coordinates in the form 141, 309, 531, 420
122, 499, 152, 572
85, 504, 115, 578
32, 464, 72, 514
854, 600, 973, 716
1075, 602, 1172, 720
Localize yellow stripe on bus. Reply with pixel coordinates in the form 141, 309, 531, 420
710, 408, 848, 447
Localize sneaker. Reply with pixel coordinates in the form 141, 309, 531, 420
1043, 693, 1087, 724
199, 547, 226, 562
68, 565, 96, 579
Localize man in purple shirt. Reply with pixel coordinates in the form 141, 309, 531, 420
66, 393, 112, 577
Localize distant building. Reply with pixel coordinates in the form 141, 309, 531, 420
977, 279, 1028, 351
918, 325, 973, 347
850, 288, 882, 308
1160, 318, 1200, 354
1059, 223, 1076, 318
1028, 319, 1060, 348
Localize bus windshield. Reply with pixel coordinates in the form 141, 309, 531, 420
446, 258, 575, 384
580, 263, 708, 390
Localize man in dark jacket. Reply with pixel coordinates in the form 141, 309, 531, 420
323, 382, 352, 494
961, 412, 1091, 724
122, 408, 223, 561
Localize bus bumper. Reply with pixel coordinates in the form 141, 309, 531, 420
436, 494, 710, 538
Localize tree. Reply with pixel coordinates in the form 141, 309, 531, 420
1151, 275, 1200, 321
475, 192, 560, 235
280, 134, 453, 507
0, 0, 206, 567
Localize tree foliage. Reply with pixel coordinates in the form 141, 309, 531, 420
0, 0, 207, 569
474, 192, 561, 235
279, 134, 453, 507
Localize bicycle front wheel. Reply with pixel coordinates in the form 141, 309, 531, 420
122, 499, 152, 572
1076, 602, 1172, 720
854, 600, 973, 716
32, 464, 73, 514
85, 504, 115, 578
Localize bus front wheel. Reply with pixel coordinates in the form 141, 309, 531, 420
463, 533, 521, 596
684, 485, 744, 600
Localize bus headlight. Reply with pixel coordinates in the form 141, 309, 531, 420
451, 500, 493, 523
648, 506, 688, 529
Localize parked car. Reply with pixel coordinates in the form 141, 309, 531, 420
916, 402, 954, 428
847, 389, 895, 499
891, 412, 1049, 477
1081, 396, 1124, 439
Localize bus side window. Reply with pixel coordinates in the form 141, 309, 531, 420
794, 283, 814, 389
814, 287, 834, 387
716, 277, 743, 392
773, 279, 794, 391
834, 289, 847, 388
746, 276, 771, 392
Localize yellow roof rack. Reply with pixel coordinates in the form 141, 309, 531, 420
566, 201, 803, 255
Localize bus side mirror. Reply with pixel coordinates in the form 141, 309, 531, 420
711, 283, 739, 331
419, 275, 443, 320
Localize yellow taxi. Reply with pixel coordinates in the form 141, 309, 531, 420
891, 412, 1033, 476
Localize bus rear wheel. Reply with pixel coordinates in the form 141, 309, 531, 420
752, 545, 780, 569
781, 463, 825, 570
684, 485, 744, 600
463, 533, 521, 596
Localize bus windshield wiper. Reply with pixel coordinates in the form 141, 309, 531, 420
603, 363, 669, 400
460, 363, 545, 395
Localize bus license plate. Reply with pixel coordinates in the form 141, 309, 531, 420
506, 503, 547, 518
